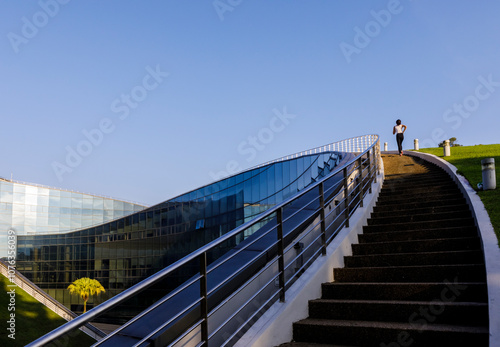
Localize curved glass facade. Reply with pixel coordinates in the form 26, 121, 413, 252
15, 151, 348, 314
0, 179, 146, 258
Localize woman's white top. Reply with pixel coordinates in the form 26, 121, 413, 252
394, 124, 404, 134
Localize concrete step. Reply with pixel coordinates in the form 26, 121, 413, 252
362, 218, 475, 233
379, 183, 459, 197
375, 192, 463, 205
381, 178, 452, 191
382, 171, 451, 181
372, 197, 466, 213
344, 250, 484, 268
333, 264, 486, 283
352, 237, 481, 255
358, 227, 479, 243
366, 211, 470, 225
278, 343, 355, 347
321, 282, 488, 302
292, 319, 489, 346
382, 178, 452, 190
384, 171, 448, 182
308, 299, 488, 326
370, 204, 469, 219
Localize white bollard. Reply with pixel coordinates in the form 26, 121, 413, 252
443, 140, 450, 157
481, 158, 496, 190
414, 139, 419, 151
384, 142, 388, 151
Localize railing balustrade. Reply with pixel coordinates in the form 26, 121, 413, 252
26, 135, 380, 347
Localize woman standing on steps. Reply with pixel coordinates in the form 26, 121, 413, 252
393, 119, 407, 156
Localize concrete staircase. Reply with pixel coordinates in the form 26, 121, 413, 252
281, 156, 489, 346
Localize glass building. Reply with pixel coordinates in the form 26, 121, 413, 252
15, 151, 348, 317
0, 178, 146, 258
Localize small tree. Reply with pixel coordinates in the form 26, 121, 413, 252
67, 278, 105, 313
438, 137, 460, 147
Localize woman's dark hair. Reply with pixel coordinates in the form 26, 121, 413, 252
396, 119, 402, 125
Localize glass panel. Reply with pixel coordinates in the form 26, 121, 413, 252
93, 198, 104, 209
259, 171, 267, 200
25, 186, 37, 195
60, 191, 72, 199
37, 195, 49, 206
104, 199, 113, 210
1, 182, 14, 192
13, 192, 25, 204
290, 160, 297, 182
72, 197, 83, 209
267, 165, 275, 198
274, 162, 283, 192
113, 200, 124, 211
282, 161, 290, 188
83, 198, 93, 209
60, 198, 71, 208
38, 187, 50, 196
0, 191, 13, 203
13, 184, 26, 194
243, 178, 252, 204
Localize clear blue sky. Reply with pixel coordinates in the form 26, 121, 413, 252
2, 0, 499, 205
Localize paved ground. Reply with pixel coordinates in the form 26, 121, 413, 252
382, 154, 430, 177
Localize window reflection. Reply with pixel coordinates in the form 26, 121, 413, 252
14, 151, 343, 316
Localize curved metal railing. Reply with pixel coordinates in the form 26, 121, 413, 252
251, 134, 376, 169
26, 135, 380, 347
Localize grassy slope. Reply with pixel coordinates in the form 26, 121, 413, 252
416, 144, 500, 245
0, 273, 96, 347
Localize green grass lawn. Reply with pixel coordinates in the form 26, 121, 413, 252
416, 144, 500, 245
0, 273, 96, 347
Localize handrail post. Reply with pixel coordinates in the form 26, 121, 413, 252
200, 252, 208, 346
343, 167, 350, 228
319, 182, 326, 256
367, 149, 372, 194
376, 140, 381, 177
277, 208, 285, 302
357, 157, 363, 208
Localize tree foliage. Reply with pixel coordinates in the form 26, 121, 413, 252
67, 278, 106, 313
438, 137, 461, 147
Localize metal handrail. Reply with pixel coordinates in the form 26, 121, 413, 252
26, 135, 380, 347
250, 134, 373, 170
